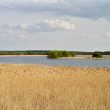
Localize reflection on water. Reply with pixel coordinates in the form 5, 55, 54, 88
0, 56, 110, 67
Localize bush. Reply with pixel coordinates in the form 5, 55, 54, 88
57, 51, 63, 57
47, 51, 59, 59
92, 52, 103, 58
69, 52, 76, 57
62, 51, 70, 57
47, 50, 76, 59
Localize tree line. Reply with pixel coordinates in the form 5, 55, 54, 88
0, 50, 109, 59
0, 50, 47, 55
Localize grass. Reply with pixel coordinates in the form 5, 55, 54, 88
0, 64, 110, 110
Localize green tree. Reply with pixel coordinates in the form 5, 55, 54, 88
92, 52, 103, 58
69, 52, 76, 57
47, 50, 76, 59
47, 50, 59, 59
62, 51, 70, 57
57, 51, 62, 57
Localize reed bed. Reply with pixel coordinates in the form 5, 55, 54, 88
0, 64, 110, 110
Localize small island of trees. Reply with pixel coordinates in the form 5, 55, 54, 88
47, 50, 76, 59
92, 52, 103, 58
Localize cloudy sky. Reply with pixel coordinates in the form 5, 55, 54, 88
0, 0, 110, 51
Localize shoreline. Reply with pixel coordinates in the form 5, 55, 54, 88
0, 55, 47, 57
0, 55, 110, 60
0, 64, 109, 69
59, 55, 110, 60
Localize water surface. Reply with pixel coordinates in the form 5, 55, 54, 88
0, 56, 110, 67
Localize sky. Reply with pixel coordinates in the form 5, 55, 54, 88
0, 0, 110, 51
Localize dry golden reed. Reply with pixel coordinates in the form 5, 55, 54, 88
0, 64, 110, 110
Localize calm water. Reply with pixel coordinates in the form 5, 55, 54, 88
0, 56, 110, 67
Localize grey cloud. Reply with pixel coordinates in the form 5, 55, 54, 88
0, 0, 110, 19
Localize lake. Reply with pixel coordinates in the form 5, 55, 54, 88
0, 56, 110, 67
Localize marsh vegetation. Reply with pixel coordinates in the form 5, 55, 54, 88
0, 64, 110, 110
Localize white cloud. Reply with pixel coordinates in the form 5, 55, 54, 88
45, 19, 75, 30
1, 19, 75, 33
106, 32, 110, 37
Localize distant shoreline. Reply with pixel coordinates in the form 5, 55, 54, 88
59, 55, 110, 60
0, 55, 110, 60
0, 55, 47, 57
